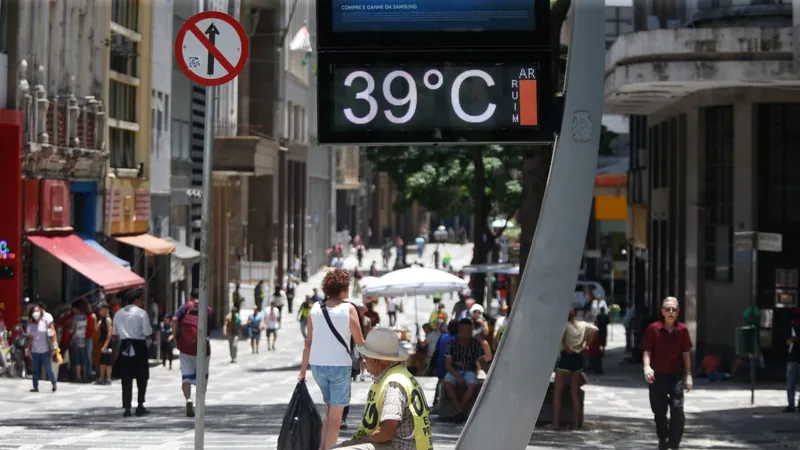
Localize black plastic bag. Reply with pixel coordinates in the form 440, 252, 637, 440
278, 382, 322, 450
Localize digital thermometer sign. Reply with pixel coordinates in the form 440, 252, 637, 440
318, 54, 556, 145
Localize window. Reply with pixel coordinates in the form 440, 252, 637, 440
110, 127, 136, 168
109, 80, 137, 123
171, 119, 180, 159
758, 104, 800, 223
109, 35, 139, 77
111, 0, 140, 32
286, 101, 294, 140
171, 119, 191, 161
703, 106, 734, 282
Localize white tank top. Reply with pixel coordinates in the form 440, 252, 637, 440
309, 301, 353, 367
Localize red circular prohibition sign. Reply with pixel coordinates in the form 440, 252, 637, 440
175, 11, 249, 86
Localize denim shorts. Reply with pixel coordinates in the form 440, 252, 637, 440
444, 370, 479, 385
311, 364, 352, 407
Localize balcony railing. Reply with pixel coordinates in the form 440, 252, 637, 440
336, 146, 360, 189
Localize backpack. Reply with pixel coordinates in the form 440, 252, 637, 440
177, 302, 210, 357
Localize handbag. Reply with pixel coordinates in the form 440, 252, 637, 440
320, 301, 361, 378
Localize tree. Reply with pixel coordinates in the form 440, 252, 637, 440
365, 145, 522, 302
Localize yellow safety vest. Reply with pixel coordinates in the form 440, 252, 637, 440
353, 364, 434, 450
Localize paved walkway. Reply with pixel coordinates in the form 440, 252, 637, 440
1, 245, 799, 449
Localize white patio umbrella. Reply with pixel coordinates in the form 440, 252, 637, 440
491, 218, 516, 229
358, 276, 379, 289
362, 267, 468, 333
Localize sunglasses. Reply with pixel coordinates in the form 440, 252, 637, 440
662, 307, 678, 313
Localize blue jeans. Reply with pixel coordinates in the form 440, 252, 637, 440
32, 352, 56, 389
311, 365, 352, 407
85, 340, 94, 377
787, 362, 800, 408
444, 370, 479, 385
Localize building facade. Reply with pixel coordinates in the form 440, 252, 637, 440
608, 0, 800, 368
2, 0, 151, 319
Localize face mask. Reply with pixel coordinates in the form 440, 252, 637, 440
32, 311, 41, 320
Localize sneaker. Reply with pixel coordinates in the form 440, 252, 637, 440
135, 406, 150, 417
52, 384, 57, 392
186, 401, 195, 418
782, 406, 796, 413
123, 409, 132, 417
340, 421, 348, 430
30, 388, 39, 393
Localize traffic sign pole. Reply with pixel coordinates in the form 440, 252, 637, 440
174, 5, 248, 449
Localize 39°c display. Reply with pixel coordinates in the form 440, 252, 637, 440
332, 64, 540, 132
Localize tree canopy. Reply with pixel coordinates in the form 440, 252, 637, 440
364, 145, 522, 222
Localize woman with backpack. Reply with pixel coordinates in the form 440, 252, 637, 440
297, 269, 365, 450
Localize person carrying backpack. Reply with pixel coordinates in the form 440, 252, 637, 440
171, 289, 213, 418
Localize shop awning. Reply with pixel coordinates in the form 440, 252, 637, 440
114, 234, 176, 255
79, 235, 132, 270
27, 234, 145, 293
163, 237, 201, 263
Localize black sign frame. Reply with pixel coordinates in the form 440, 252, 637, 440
317, 50, 556, 146
316, 0, 551, 51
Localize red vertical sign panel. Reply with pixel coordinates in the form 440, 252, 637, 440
0, 110, 23, 329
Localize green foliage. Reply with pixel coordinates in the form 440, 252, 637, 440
599, 125, 618, 156
364, 146, 522, 223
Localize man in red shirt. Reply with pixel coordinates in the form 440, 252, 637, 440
642, 296, 693, 450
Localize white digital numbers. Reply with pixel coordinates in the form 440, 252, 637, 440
342, 69, 497, 126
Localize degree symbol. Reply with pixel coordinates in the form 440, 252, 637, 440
423, 70, 444, 90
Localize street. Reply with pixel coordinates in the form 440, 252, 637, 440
1, 245, 799, 449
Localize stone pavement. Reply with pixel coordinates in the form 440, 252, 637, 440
1, 246, 799, 449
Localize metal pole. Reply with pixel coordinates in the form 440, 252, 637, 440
194, 84, 216, 450
750, 247, 758, 405
456, 2, 605, 448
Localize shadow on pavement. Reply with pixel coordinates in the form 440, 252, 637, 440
245, 364, 301, 373
0, 402, 790, 449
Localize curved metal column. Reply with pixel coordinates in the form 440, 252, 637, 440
455, 2, 606, 449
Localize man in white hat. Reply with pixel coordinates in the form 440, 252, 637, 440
333, 327, 434, 450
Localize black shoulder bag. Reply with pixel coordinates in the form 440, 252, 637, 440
320, 301, 361, 378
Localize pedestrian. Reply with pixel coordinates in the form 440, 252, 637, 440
553, 307, 597, 429
443, 318, 492, 423
596, 306, 610, 354
297, 296, 312, 339
111, 288, 152, 417
95, 303, 113, 385
286, 277, 296, 314
386, 297, 398, 327
172, 289, 214, 418
246, 305, 265, 354
85, 300, 97, 381
332, 327, 433, 450
25, 304, 58, 393
70, 301, 89, 383
254, 280, 266, 309
369, 261, 378, 277
272, 286, 287, 325
159, 315, 174, 369
232, 283, 243, 310
298, 269, 366, 450
623, 302, 636, 354
642, 296, 693, 450
223, 306, 241, 363
266, 301, 280, 351
783, 307, 800, 412
310, 287, 323, 304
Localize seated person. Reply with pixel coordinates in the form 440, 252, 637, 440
443, 318, 492, 422
333, 327, 433, 450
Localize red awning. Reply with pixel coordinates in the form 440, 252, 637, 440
27, 234, 145, 294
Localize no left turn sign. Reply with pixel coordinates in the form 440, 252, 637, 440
175, 11, 249, 86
